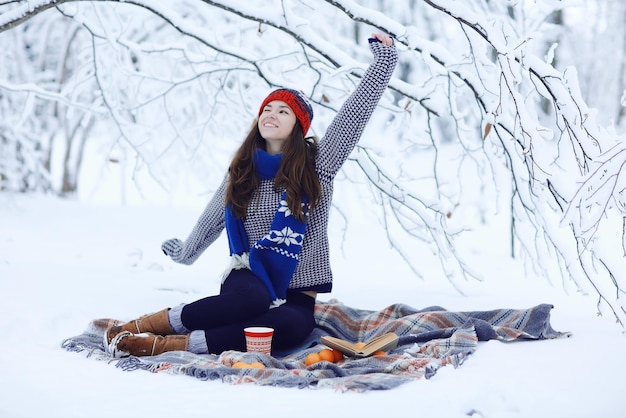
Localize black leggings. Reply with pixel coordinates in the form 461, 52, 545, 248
180, 269, 316, 355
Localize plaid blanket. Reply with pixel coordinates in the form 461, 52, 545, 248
61, 300, 569, 392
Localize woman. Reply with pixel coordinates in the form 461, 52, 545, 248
105, 33, 397, 357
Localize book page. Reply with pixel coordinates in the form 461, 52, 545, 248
321, 333, 398, 358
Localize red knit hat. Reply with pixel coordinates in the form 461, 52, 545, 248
258, 88, 313, 136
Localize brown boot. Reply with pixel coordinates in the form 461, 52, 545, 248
111, 332, 189, 357
104, 308, 173, 345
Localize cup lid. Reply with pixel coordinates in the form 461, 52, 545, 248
244, 326, 274, 336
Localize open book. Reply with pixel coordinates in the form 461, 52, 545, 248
320, 332, 399, 358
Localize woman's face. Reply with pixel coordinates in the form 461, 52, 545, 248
258, 100, 296, 154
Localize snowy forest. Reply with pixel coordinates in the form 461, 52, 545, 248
1, 0, 625, 325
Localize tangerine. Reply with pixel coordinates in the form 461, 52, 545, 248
354, 342, 366, 351
373, 350, 386, 356
332, 349, 343, 363
318, 349, 335, 363
232, 361, 249, 369
249, 361, 266, 369
305, 352, 322, 366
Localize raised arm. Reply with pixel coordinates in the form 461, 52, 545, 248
316, 34, 398, 178
161, 176, 227, 265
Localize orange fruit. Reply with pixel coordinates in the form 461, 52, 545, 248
331, 349, 343, 363
354, 342, 366, 350
249, 361, 266, 369
318, 349, 335, 363
305, 352, 322, 366
373, 350, 386, 356
232, 361, 249, 369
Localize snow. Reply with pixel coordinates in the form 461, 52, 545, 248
1, 190, 625, 418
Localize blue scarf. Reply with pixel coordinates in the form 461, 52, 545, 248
225, 149, 309, 302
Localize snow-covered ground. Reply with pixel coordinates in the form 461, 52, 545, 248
1, 192, 624, 418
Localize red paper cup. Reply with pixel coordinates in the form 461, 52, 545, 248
244, 327, 274, 355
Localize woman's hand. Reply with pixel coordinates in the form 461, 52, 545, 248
370, 32, 393, 47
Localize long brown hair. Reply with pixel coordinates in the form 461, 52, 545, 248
225, 120, 321, 222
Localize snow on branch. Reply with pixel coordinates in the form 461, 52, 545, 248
417, 0, 626, 323
348, 145, 475, 289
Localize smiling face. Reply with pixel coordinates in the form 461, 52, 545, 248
258, 100, 297, 155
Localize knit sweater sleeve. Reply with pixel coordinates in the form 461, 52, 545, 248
316, 39, 398, 178
161, 176, 227, 265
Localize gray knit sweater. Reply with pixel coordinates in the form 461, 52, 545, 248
162, 40, 398, 294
